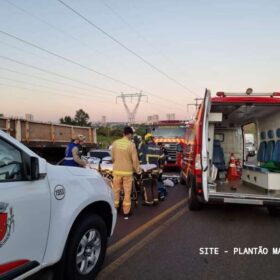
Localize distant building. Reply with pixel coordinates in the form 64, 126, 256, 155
147, 114, 159, 124
25, 114, 34, 121
101, 116, 107, 126
166, 113, 175, 121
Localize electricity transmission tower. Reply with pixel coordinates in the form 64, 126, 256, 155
116, 92, 148, 124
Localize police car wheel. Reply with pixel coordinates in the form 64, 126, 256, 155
59, 214, 107, 280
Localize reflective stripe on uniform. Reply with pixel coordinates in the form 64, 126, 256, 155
113, 170, 133, 176
64, 157, 74, 160
146, 154, 160, 162
115, 138, 131, 150
122, 202, 131, 206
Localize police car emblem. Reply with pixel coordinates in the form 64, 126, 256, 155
54, 185, 65, 200
0, 202, 15, 248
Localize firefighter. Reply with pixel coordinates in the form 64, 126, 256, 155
157, 142, 168, 182
112, 126, 142, 219
139, 133, 165, 205
63, 135, 87, 167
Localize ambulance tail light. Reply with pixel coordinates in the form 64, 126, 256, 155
195, 154, 202, 170
273, 92, 280, 97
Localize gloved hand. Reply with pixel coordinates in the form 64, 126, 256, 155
136, 168, 143, 176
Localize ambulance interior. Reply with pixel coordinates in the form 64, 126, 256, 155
207, 103, 280, 198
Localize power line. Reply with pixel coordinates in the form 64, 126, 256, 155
0, 30, 142, 91
0, 82, 109, 103
99, 1, 174, 66
0, 82, 175, 116
0, 30, 144, 90
0, 56, 119, 95
0, 39, 118, 96
0, 67, 117, 95
0, 28, 188, 109
100, 0, 198, 96
0, 76, 113, 100
0, 39, 52, 61
3, 1, 197, 108
3, 0, 118, 63
57, 0, 198, 97
0, 55, 187, 109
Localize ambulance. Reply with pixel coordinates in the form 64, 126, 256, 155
181, 89, 280, 215
0, 130, 116, 279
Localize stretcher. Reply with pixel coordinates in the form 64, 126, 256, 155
87, 162, 157, 207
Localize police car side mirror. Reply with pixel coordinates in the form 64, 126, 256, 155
30, 157, 40, 181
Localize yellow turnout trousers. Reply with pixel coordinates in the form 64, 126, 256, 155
113, 175, 133, 214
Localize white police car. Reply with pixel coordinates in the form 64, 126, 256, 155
0, 130, 116, 280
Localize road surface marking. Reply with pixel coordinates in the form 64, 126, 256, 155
107, 197, 188, 256
98, 207, 187, 279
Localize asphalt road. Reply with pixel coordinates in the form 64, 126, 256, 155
30, 180, 280, 280
98, 183, 280, 280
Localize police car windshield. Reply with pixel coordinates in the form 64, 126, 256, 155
152, 127, 185, 137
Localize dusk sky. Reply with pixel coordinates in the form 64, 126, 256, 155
1, 0, 279, 123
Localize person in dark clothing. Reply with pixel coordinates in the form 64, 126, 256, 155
138, 133, 164, 205
157, 142, 167, 182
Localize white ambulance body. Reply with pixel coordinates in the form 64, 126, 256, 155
182, 90, 280, 214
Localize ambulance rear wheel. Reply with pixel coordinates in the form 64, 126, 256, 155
188, 185, 203, 211
56, 214, 107, 280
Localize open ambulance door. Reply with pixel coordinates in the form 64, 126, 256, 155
201, 89, 211, 202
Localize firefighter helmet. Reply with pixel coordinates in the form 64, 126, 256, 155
144, 133, 153, 141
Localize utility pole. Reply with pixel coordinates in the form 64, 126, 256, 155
116, 92, 148, 124
187, 98, 203, 112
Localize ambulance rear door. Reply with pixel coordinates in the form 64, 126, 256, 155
201, 89, 211, 201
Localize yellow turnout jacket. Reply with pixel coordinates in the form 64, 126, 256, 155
112, 137, 141, 176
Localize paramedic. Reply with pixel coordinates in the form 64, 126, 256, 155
63, 135, 87, 167
112, 126, 142, 219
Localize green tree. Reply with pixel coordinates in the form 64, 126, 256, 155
59, 109, 92, 127
59, 115, 75, 125
111, 128, 123, 137
135, 124, 148, 137
74, 109, 91, 127
97, 126, 108, 137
